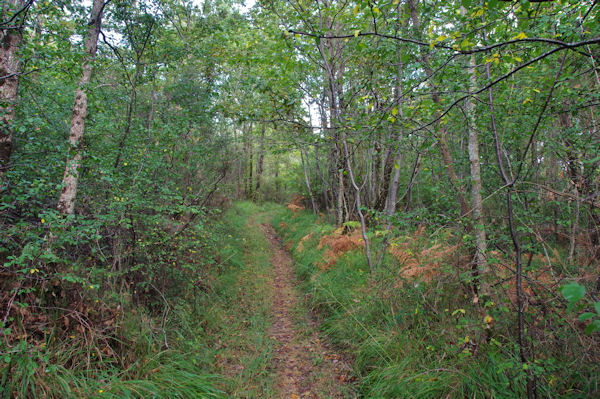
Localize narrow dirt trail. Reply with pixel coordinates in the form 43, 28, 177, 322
260, 223, 354, 399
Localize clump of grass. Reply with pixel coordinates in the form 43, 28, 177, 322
1, 326, 225, 398
271, 205, 599, 398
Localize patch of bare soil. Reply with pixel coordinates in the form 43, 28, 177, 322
261, 224, 354, 399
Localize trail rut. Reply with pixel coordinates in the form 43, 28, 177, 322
260, 223, 354, 399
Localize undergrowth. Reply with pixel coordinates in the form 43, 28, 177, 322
0, 202, 276, 398
1, 212, 227, 398
272, 206, 600, 398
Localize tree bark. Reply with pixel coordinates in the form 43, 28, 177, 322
341, 131, 373, 271
255, 123, 265, 194
0, 0, 26, 178
313, 140, 330, 214
300, 145, 318, 214
57, 0, 105, 214
407, 0, 469, 219
246, 123, 253, 198
466, 54, 489, 293
386, 33, 405, 216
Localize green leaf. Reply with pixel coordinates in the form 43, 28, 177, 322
488, 0, 498, 8
461, 0, 472, 7
579, 312, 595, 322
561, 282, 585, 303
595, 302, 600, 314
585, 320, 600, 335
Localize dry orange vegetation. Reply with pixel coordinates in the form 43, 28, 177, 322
317, 227, 365, 268
296, 232, 314, 253
287, 196, 306, 214
389, 241, 460, 284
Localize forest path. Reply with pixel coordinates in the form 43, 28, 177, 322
259, 222, 354, 398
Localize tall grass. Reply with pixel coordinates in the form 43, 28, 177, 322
1, 334, 224, 398
1, 202, 275, 398
271, 205, 596, 398
188, 201, 276, 398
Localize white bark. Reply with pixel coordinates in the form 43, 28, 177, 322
467, 55, 488, 288
57, 0, 105, 214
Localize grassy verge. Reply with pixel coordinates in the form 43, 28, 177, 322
271, 206, 596, 398
190, 201, 275, 397
1, 202, 276, 398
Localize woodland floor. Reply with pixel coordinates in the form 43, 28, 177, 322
260, 223, 354, 398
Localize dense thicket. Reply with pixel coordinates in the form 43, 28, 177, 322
262, 1, 600, 396
1, 0, 599, 397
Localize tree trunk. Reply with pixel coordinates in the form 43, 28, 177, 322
300, 146, 318, 214
314, 140, 330, 214
386, 36, 405, 216
255, 123, 265, 194
408, 0, 469, 219
0, 0, 25, 178
317, 10, 345, 226
466, 54, 489, 293
569, 187, 580, 262
57, 0, 105, 214
246, 123, 253, 198
375, 147, 394, 211
113, 64, 141, 169
341, 131, 373, 271
114, 17, 154, 169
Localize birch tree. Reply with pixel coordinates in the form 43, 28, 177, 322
57, 0, 106, 214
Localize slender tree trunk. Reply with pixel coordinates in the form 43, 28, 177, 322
274, 156, 280, 197
234, 126, 241, 197
114, 65, 141, 169
314, 140, 329, 214
246, 123, 253, 198
113, 18, 154, 169
326, 68, 344, 225
255, 123, 265, 194
146, 73, 157, 142
336, 166, 344, 224
300, 146, 317, 214
341, 132, 373, 271
466, 55, 488, 293
569, 187, 580, 262
318, 10, 345, 226
386, 35, 405, 216
376, 148, 394, 211
57, 0, 105, 214
408, 0, 469, 219
0, 0, 25, 178
481, 28, 563, 399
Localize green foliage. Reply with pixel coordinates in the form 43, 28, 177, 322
274, 205, 600, 397
0, 1, 249, 396
2, 0, 600, 396
561, 282, 600, 335
561, 282, 586, 304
